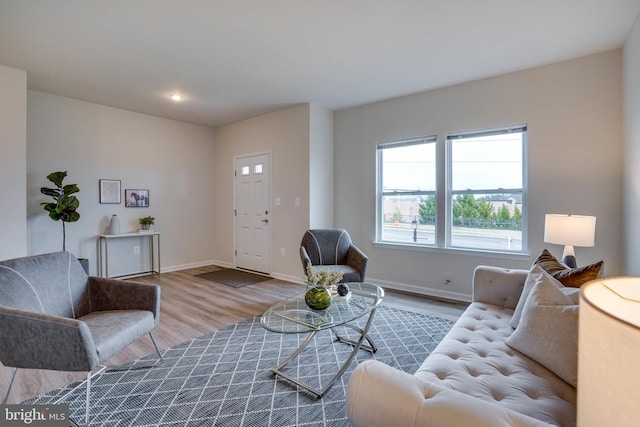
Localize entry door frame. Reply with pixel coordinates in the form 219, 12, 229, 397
233, 150, 272, 274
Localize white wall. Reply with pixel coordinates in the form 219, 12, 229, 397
335, 50, 623, 301
211, 104, 311, 282
0, 65, 27, 261
624, 14, 640, 275
309, 104, 334, 228
27, 91, 217, 276
210, 102, 333, 282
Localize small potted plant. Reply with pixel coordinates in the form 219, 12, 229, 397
138, 216, 155, 231
303, 266, 344, 310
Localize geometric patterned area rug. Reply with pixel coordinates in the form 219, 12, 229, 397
28, 306, 455, 426
195, 268, 271, 288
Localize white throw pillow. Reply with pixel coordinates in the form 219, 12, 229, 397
561, 287, 581, 304
506, 275, 579, 387
510, 265, 547, 328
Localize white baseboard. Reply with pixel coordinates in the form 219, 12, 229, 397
161, 259, 223, 273
158, 262, 470, 303
270, 272, 304, 285
369, 277, 472, 303
209, 259, 235, 269
164, 259, 292, 278
265, 271, 471, 303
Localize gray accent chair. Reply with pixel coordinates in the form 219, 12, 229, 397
300, 229, 368, 282
0, 251, 162, 423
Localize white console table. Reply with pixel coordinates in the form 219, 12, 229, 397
98, 232, 160, 278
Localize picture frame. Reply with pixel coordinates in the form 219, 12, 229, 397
99, 179, 121, 204
125, 189, 150, 207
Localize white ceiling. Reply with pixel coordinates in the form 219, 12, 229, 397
1, 0, 639, 128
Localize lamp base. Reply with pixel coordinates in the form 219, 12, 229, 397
561, 245, 577, 268
562, 255, 577, 269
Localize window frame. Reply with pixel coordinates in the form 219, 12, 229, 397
375, 124, 528, 254
375, 135, 438, 246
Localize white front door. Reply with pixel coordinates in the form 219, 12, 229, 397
234, 153, 271, 273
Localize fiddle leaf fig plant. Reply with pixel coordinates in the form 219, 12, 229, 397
40, 171, 80, 251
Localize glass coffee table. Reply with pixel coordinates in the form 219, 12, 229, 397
260, 282, 384, 397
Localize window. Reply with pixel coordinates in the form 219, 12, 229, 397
376, 136, 437, 245
447, 125, 526, 251
376, 125, 527, 253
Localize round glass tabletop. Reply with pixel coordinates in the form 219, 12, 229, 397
260, 282, 384, 334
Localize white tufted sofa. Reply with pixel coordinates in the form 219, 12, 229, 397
346, 265, 576, 427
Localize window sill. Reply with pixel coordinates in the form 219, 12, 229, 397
372, 241, 531, 261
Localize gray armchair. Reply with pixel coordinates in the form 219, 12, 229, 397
300, 229, 368, 282
0, 251, 161, 423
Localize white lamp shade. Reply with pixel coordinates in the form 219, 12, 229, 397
544, 214, 596, 247
578, 278, 640, 427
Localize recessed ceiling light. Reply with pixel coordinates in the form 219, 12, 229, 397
170, 94, 182, 101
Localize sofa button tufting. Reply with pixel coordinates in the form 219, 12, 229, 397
498, 368, 511, 376
435, 371, 448, 380
525, 390, 540, 400
491, 390, 505, 401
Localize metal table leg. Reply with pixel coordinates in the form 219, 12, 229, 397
271, 307, 378, 398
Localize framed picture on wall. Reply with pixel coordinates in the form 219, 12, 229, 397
99, 179, 121, 204
125, 189, 150, 207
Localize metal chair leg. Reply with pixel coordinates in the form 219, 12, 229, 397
5, 332, 163, 424
2, 368, 17, 404
84, 371, 91, 424
104, 332, 163, 372
52, 367, 104, 426
3, 368, 90, 424
149, 332, 164, 363
78, 333, 162, 421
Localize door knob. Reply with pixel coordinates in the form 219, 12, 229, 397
261, 219, 269, 223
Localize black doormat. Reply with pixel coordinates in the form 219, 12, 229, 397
195, 268, 271, 288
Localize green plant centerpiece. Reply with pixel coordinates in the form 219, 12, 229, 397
40, 171, 80, 251
138, 216, 155, 230
303, 266, 344, 310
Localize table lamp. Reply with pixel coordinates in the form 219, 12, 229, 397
578, 278, 640, 427
543, 214, 596, 268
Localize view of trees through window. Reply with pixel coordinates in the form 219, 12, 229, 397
450, 195, 521, 229
377, 125, 526, 252
414, 194, 521, 229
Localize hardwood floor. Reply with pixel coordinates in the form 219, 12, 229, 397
0, 265, 466, 404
